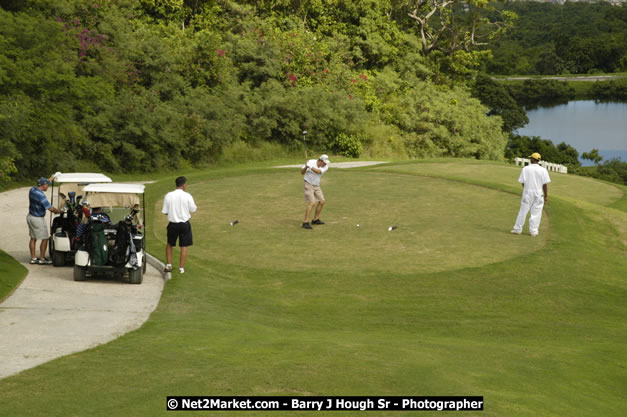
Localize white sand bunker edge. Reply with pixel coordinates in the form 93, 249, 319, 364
0, 186, 165, 380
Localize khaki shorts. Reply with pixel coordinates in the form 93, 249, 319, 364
27, 214, 49, 240
304, 181, 325, 203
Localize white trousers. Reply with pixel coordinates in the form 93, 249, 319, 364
513, 192, 544, 234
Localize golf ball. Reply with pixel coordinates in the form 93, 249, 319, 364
356, 224, 360, 227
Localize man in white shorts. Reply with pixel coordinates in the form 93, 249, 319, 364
511, 152, 551, 237
300, 154, 330, 230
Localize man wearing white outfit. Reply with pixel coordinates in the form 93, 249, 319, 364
300, 154, 330, 229
511, 152, 550, 237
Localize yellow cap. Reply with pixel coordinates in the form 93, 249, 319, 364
529, 152, 541, 160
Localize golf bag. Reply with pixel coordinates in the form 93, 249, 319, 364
108, 221, 136, 268
85, 222, 108, 266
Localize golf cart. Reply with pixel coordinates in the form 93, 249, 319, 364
49, 173, 113, 266
74, 183, 147, 284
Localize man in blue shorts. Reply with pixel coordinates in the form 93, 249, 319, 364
27, 176, 60, 264
162, 176, 197, 274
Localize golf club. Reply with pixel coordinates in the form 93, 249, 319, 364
302, 130, 308, 159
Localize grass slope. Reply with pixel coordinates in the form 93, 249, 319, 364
0, 159, 624, 417
0, 250, 27, 303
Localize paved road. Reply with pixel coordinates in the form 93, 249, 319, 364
497, 75, 625, 82
0, 187, 165, 379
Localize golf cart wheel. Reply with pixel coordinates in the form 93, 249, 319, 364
73, 265, 87, 281
128, 267, 143, 285
52, 249, 65, 267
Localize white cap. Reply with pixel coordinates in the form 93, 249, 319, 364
319, 154, 330, 165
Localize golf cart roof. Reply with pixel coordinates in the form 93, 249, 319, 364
54, 173, 112, 183
82, 183, 145, 194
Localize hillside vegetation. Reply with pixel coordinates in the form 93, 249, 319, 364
0, 0, 512, 178
487, 2, 627, 75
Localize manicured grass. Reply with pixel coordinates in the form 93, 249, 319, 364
378, 159, 624, 207
0, 159, 624, 417
0, 250, 27, 303
154, 170, 546, 275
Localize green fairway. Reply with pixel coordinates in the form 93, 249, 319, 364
155, 171, 547, 275
0, 160, 625, 417
378, 159, 624, 207
0, 250, 27, 302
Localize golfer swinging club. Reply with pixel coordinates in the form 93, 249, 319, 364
301, 154, 330, 229
511, 152, 550, 237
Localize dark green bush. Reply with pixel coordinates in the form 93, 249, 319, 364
331, 133, 363, 158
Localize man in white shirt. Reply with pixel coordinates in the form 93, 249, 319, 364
300, 154, 330, 229
162, 176, 197, 274
511, 152, 551, 237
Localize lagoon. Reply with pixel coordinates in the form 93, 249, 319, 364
516, 100, 627, 166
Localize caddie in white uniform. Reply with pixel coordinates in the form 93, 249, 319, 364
511, 152, 551, 237
300, 154, 330, 230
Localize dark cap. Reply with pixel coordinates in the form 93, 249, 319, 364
38, 177, 51, 186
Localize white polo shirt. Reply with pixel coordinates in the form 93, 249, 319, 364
162, 188, 197, 223
303, 159, 329, 186
518, 163, 551, 195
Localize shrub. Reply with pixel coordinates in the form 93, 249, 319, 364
331, 133, 363, 158
0, 157, 17, 184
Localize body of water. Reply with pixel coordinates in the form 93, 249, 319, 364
516, 100, 627, 166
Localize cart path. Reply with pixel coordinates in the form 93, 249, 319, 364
0, 187, 165, 380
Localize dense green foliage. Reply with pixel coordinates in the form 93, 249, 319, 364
486, 2, 627, 75
471, 73, 528, 131
0, 0, 509, 177
571, 158, 627, 186
0, 157, 17, 183
498, 77, 627, 104
505, 79, 576, 107
590, 78, 627, 100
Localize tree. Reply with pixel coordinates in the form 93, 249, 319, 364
505, 135, 580, 168
0, 157, 17, 185
581, 149, 603, 165
404, 0, 517, 56
471, 73, 527, 132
